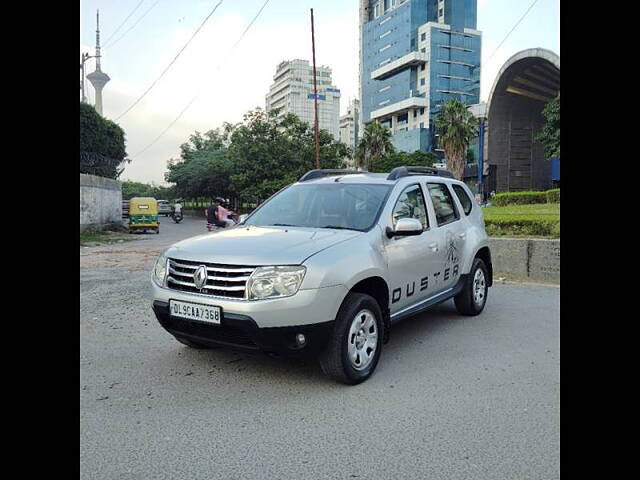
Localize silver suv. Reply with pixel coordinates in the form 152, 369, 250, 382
151, 167, 492, 384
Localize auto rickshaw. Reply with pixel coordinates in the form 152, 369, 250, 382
128, 197, 160, 234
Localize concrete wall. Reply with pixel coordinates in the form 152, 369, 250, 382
489, 238, 560, 284
80, 173, 122, 231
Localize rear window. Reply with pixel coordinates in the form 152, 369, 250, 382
427, 183, 459, 226
452, 185, 473, 215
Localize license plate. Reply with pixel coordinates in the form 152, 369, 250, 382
169, 300, 221, 324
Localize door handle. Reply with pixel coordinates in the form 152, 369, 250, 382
458, 233, 466, 239
428, 242, 438, 252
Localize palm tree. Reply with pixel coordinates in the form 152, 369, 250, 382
356, 121, 395, 171
434, 99, 479, 180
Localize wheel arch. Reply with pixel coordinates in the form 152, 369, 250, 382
475, 246, 493, 287
345, 276, 391, 344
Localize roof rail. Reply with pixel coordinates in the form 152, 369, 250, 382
386, 166, 454, 181
298, 169, 362, 182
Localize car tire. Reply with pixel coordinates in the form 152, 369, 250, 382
174, 336, 212, 349
454, 258, 489, 316
319, 293, 383, 385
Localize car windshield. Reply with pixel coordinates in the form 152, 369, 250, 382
245, 183, 391, 231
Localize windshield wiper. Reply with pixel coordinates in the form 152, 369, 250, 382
320, 225, 361, 231
270, 223, 297, 227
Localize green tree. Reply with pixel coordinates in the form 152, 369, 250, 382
536, 93, 560, 158
434, 99, 479, 180
165, 126, 234, 201
80, 103, 129, 179
355, 121, 395, 171
228, 109, 343, 200
121, 180, 176, 200
372, 150, 438, 173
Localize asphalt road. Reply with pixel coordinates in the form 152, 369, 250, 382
80, 217, 560, 480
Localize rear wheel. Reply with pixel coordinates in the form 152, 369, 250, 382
454, 258, 489, 315
319, 293, 383, 385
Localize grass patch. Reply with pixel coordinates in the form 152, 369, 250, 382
80, 230, 136, 246
483, 203, 560, 238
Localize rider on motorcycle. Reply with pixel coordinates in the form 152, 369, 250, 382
206, 197, 235, 230
170, 200, 183, 223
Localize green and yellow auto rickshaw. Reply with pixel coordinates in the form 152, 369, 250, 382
128, 197, 160, 234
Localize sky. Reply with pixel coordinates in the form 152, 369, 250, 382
80, 0, 560, 185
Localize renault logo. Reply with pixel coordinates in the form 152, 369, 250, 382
193, 265, 208, 290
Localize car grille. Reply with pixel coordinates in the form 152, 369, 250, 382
166, 258, 255, 299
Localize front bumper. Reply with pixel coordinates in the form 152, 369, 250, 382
151, 281, 348, 328
153, 301, 334, 356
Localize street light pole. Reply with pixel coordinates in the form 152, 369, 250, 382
477, 116, 485, 202
80, 52, 95, 103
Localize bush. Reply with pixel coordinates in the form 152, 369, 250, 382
485, 218, 559, 237
492, 191, 547, 206
546, 188, 560, 203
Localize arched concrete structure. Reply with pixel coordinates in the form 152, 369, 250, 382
487, 48, 559, 192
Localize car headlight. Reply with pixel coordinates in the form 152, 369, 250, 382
246, 266, 306, 300
152, 251, 168, 286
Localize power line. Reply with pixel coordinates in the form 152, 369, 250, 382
115, 0, 225, 121
104, 0, 161, 49
131, 0, 271, 158
482, 0, 540, 67
103, 0, 146, 46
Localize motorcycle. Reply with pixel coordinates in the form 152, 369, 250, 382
206, 213, 238, 231
169, 211, 183, 223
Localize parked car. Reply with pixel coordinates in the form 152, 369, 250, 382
157, 200, 171, 216
122, 199, 130, 218
151, 167, 493, 384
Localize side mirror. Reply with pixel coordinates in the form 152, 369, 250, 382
386, 217, 423, 239
238, 214, 248, 224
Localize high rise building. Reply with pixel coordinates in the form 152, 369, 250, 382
339, 98, 361, 150
265, 59, 341, 140
359, 0, 481, 154
86, 9, 110, 116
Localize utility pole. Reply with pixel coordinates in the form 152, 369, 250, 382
310, 8, 320, 170
80, 52, 95, 103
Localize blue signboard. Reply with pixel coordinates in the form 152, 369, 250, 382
551, 157, 560, 181
307, 93, 326, 101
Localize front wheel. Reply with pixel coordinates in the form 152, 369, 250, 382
454, 258, 489, 315
319, 293, 383, 385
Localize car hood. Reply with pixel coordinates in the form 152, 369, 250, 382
166, 225, 362, 265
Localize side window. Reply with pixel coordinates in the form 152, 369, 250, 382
452, 184, 473, 215
427, 183, 459, 226
392, 184, 429, 229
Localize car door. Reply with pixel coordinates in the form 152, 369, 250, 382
383, 183, 442, 314
425, 181, 466, 291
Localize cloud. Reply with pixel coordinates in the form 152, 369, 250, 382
90, 8, 359, 184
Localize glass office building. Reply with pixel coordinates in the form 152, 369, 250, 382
359, 0, 481, 154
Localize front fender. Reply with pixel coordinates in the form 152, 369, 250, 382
301, 229, 388, 290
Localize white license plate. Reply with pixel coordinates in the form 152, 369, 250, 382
169, 300, 221, 324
